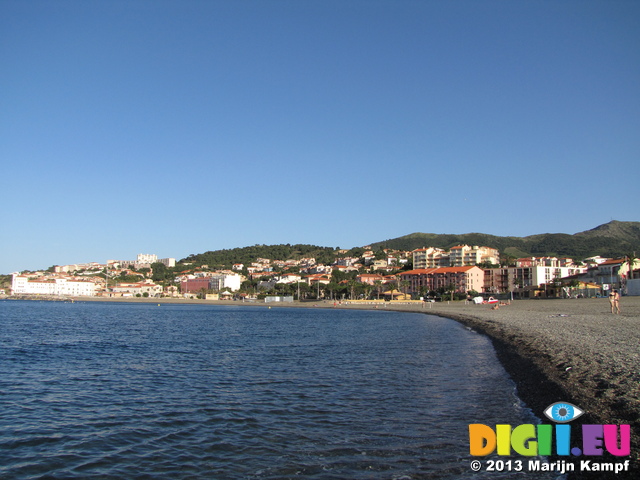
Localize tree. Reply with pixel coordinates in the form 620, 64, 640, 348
387, 279, 398, 300
399, 280, 410, 298
374, 280, 382, 300
445, 282, 456, 301
295, 282, 311, 300
626, 252, 637, 280
500, 253, 516, 267
325, 282, 340, 300
150, 262, 170, 283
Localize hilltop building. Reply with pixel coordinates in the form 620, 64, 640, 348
53, 262, 105, 274
108, 254, 176, 269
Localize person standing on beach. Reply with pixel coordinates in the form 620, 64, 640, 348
609, 289, 621, 314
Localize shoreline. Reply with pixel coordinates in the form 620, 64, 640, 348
6, 295, 640, 423
3, 295, 638, 477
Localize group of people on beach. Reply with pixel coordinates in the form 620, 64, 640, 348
609, 289, 621, 314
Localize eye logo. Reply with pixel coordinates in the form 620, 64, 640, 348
543, 402, 584, 423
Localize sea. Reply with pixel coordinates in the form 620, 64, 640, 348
0, 300, 556, 479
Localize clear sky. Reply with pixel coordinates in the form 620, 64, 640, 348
1, 0, 638, 273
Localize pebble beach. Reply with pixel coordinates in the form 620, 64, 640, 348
366, 296, 640, 478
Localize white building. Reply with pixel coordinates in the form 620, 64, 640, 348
54, 262, 105, 273
209, 273, 242, 292
413, 247, 448, 268
484, 265, 588, 293
12, 274, 96, 296
109, 254, 176, 269
137, 253, 158, 264
110, 282, 163, 297
276, 273, 303, 284
157, 257, 176, 267
449, 245, 500, 267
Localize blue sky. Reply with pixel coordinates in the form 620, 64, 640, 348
1, 0, 638, 273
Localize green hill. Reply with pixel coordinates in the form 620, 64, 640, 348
179, 244, 343, 269
369, 221, 640, 259
178, 221, 639, 269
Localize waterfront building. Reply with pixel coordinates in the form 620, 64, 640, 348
181, 272, 241, 293
109, 281, 163, 297
576, 258, 637, 289
399, 266, 485, 295
11, 274, 96, 296
356, 273, 388, 285
483, 264, 589, 295
209, 273, 241, 292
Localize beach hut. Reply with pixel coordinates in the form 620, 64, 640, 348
220, 290, 234, 300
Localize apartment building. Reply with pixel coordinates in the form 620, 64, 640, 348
449, 245, 500, 267
181, 272, 242, 293
110, 282, 163, 297
356, 273, 387, 285
399, 266, 485, 294
12, 274, 96, 296
483, 264, 589, 294
412, 247, 447, 269
53, 262, 104, 273
109, 254, 176, 269
515, 257, 578, 268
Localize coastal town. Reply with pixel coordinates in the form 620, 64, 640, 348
5, 245, 640, 301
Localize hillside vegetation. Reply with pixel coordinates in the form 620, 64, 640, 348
178, 221, 639, 268
369, 221, 640, 260
180, 244, 347, 270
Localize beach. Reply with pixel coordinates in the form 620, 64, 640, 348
355, 296, 640, 477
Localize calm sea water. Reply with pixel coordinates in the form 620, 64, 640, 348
0, 301, 550, 479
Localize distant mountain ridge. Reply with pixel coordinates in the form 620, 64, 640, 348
179, 221, 639, 268
369, 221, 640, 260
